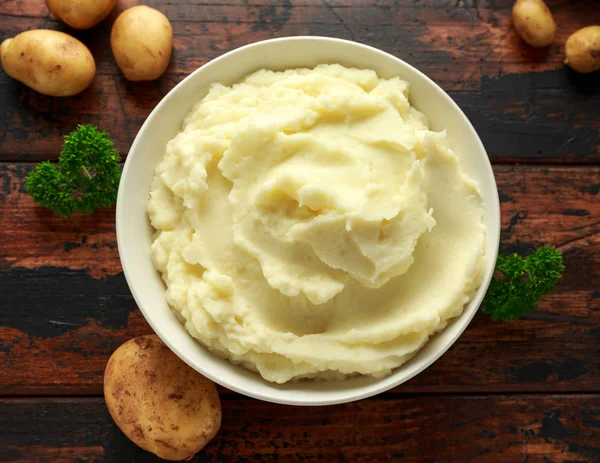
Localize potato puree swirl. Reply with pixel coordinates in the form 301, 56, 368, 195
148, 64, 486, 383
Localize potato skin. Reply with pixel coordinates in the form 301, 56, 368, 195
512, 0, 556, 48
45, 0, 116, 30
111, 6, 173, 81
104, 335, 221, 461
565, 26, 600, 74
0, 30, 95, 97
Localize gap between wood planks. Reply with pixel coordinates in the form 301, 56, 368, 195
1, 159, 599, 167
3, 390, 600, 400
0, 392, 600, 403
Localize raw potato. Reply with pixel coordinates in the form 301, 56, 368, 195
111, 6, 173, 81
565, 26, 600, 74
512, 0, 556, 48
104, 335, 221, 461
45, 0, 116, 30
0, 30, 95, 97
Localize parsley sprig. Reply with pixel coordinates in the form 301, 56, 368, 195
25, 124, 121, 217
482, 246, 564, 321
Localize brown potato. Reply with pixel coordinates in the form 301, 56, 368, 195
45, 0, 116, 30
104, 335, 221, 461
111, 6, 173, 81
0, 30, 95, 97
565, 26, 600, 74
512, 0, 556, 48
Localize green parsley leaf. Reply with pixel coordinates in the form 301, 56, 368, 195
25, 124, 121, 217
482, 246, 565, 321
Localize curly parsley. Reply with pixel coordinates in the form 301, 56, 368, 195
25, 124, 121, 217
482, 246, 565, 321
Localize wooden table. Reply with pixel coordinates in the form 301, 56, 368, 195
1, 0, 599, 461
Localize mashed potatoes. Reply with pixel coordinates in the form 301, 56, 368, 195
148, 64, 485, 383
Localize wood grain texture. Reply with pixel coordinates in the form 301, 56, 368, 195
1, 2, 598, 461
1, 396, 600, 462
1, 164, 598, 395
0, 0, 598, 163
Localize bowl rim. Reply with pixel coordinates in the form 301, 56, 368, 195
116, 35, 500, 406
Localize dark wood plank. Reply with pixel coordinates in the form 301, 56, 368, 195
0, 0, 598, 163
2, 395, 600, 462
1, 164, 598, 395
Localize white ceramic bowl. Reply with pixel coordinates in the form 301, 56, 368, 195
116, 36, 500, 406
